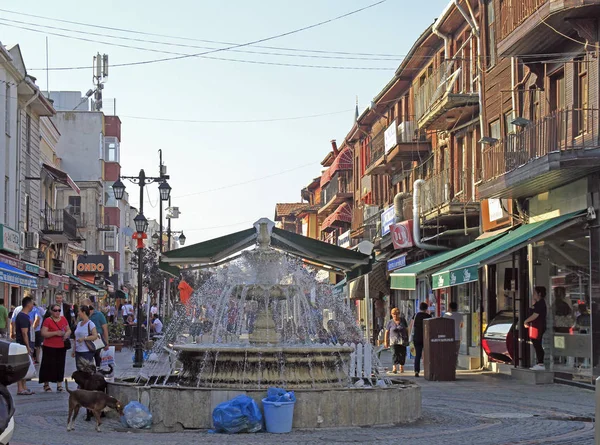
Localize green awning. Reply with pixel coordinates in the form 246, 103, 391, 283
390, 233, 504, 290
159, 261, 181, 278
431, 211, 586, 290
68, 274, 103, 292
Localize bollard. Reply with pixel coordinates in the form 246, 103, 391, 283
596, 376, 600, 445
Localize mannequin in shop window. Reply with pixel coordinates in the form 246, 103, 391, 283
523, 286, 547, 371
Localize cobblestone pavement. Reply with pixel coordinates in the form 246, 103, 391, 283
7, 348, 596, 445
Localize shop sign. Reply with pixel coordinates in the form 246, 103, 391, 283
387, 254, 407, 272
380, 206, 396, 236
76, 255, 110, 274
337, 230, 351, 248
0, 268, 38, 289
58, 275, 70, 285
48, 273, 60, 287
24, 262, 40, 276
390, 273, 416, 290
488, 199, 504, 222
432, 266, 478, 290
0, 253, 24, 270
384, 122, 397, 152
0, 225, 20, 255
390, 220, 414, 250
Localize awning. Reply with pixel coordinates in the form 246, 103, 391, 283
349, 262, 389, 300
332, 278, 347, 297
42, 163, 80, 194
0, 262, 38, 289
320, 202, 352, 231
320, 147, 353, 187
390, 233, 505, 290
159, 261, 181, 278
431, 210, 586, 290
68, 274, 103, 292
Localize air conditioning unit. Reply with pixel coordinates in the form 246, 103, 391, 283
19, 232, 26, 250
398, 121, 416, 143
24, 232, 39, 250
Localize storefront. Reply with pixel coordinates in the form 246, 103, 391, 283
0, 261, 38, 307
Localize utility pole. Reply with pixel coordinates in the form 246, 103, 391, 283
158, 150, 167, 318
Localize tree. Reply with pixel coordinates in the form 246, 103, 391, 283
130, 245, 162, 298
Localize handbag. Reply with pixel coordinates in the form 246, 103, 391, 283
51, 318, 71, 350
84, 322, 106, 352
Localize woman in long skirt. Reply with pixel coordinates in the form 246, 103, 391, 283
39, 304, 71, 392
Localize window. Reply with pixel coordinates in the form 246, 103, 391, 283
489, 119, 501, 141
486, 1, 496, 68
68, 196, 81, 215
104, 137, 120, 163
4, 84, 9, 136
456, 137, 465, 193
503, 110, 515, 138
550, 70, 566, 143
103, 227, 118, 251
529, 87, 540, 123
576, 59, 589, 134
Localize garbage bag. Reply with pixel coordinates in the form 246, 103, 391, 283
266, 387, 296, 403
212, 395, 262, 434
121, 401, 152, 429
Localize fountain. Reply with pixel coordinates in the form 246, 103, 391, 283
107, 219, 421, 431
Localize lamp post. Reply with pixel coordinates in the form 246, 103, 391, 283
112, 169, 170, 368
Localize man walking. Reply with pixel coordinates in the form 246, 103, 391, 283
15, 296, 34, 395
409, 302, 431, 378
0, 299, 8, 338
444, 302, 464, 367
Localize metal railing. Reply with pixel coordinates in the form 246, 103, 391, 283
320, 170, 352, 205
41, 207, 77, 239
368, 127, 386, 168
367, 119, 422, 170
414, 60, 474, 122
420, 169, 472, 213
483, 108, 600, 181
499, 0, 546, 41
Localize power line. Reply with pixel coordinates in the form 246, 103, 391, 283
120, 109, 354, 124
0, 16, 402, 62
0, 21, 394, 71
6, 1, 388, 71
0, 7, 404, 58
183, 221, 255, 232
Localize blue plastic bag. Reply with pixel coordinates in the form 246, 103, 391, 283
121, 401, 152, 429
266, 387, 296, 403
212, 395, 262, 434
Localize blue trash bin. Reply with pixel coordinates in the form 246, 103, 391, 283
262, 398, 295, 433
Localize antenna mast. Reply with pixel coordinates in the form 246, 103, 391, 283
92, 53, 109, 111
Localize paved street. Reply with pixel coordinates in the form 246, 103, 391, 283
6, 347, 596, 445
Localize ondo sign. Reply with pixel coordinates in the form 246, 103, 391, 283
390, 220, 414, 250
76, 255, 110, 274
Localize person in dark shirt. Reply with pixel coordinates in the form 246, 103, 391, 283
524, 286, 547, 370
409, 302, 432, 377
15, 296, 34, 395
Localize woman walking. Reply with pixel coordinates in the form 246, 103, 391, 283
385, 308, 409, 373
39, 304, 71, 392
72, 305, 98, 371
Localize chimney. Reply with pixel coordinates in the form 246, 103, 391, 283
330, 139, 339, 157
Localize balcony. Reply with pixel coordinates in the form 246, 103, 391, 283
41, 208, 78, 243
497, 0, 600, 56
351, 204, 380, 240
480, 108, 600, 199
365, 121, 431, 176
318, 170, 352, 216
414, 60, 478, 130
419, 169, 480, 221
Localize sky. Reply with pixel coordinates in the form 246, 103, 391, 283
0, 0, 449, 245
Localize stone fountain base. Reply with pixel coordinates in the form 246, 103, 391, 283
107, 380, 421, 431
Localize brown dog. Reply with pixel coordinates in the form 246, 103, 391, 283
65, 380, 124, 432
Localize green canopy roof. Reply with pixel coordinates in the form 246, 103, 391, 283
68, 274, 104, 293
431, 211, 585, 290
389, 233, 504, 290
160, 219, 371, 279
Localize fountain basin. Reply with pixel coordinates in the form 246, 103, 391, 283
175, 344, 354, 389
107, 380, 421, 431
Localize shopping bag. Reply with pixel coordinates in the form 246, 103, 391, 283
24, 356, 37, 381
101, 346, 115, 366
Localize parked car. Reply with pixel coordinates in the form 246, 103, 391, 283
482, 310, 517, 364
0, 340, 30, 445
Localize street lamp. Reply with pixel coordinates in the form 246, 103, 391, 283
177, 232, 186, 246
158, 181, 172, 202
112, 168, 168, 368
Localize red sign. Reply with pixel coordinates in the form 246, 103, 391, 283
391, 220, 414, 250
0, 253, 24, 270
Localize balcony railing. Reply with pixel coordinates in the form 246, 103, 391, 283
320, 170, 352, 205
483, 108, 600, 181
420, 169, 471, 213
41, 208, 78, 240
414, 59, 475, 123
368, 127, 386, 168
499, 0, 546, 41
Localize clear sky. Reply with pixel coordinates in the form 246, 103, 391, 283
0, 0, 449, 244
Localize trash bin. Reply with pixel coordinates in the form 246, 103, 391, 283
423, 317, 457, 381
262, 398, 295, 433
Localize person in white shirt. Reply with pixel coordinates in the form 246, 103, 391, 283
150, 303, 158, 316
151, 314, 163, 335
443, 302, 464, 367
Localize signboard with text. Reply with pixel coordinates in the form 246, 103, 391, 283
380, 206, 396, 236
390, 220, 414, 250
76, 255, 110, 275
337, 230, 351, 248
387, 254, 407, 272
384, 122, 397, 153
0, 225, 20, 255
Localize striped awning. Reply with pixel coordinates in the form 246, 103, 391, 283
321, 202, 352, 231
320, 147, 353, 187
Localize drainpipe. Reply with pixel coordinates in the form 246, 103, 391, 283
413, 179, 449, 251
432, 19, 450, 60
393, 192, 410, 221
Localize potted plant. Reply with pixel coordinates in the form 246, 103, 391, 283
108, 322, 125, 352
